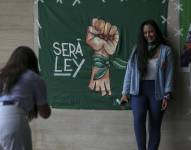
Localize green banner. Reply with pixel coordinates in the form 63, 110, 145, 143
37, 0, 168, 109
180, 0, 191, 68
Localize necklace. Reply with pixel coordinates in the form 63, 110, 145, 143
147, 42, 160, 58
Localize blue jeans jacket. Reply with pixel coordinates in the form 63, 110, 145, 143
122, 44, 174, 100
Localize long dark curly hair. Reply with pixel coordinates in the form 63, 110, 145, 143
136, 19, 167, 77
0, 46, 40, 94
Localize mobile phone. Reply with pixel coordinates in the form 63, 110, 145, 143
120, 100, 128, 106
116, 98, 128, 106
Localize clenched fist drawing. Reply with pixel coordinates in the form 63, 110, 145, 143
86, 18, 119, 96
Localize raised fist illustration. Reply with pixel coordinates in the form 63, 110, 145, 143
86, 18, 119, 96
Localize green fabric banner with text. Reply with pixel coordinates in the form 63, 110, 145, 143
180, 0, 191, 68
37, 0, 168, 109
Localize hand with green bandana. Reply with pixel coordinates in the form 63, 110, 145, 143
86, 18, 119, 96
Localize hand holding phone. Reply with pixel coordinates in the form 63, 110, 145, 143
120, 95, 129, 106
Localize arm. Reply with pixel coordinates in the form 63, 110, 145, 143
120, 65, 131, 106
121, 46, 136, 95
121, 62, 131, 95
161, 47, 174, 110
164, 47, 174, 94
120, 47, 137, 105
32, 74, 52, 119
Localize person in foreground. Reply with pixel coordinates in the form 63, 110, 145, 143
0, 46, 51, 150
121, 20, 174, 150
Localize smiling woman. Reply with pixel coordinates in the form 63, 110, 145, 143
143, 25, 157, 43
121, 19, 174, 150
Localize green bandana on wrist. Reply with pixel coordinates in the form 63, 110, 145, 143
92, 54, 110, 80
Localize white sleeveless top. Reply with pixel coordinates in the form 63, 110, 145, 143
143, 58, 158, 80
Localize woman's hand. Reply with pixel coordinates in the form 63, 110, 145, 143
161, 92, 171, 111
161, 99, 168, 111
120, 95, 129, 106
38, 104, 51, 119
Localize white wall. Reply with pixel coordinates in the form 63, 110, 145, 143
0, 0, 34, 67
0, 0, 191, 150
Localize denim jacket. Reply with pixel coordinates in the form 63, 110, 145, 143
122, 44, 174, 100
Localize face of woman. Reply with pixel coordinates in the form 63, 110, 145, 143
143, 24, 157, 43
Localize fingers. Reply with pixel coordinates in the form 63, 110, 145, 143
86, 34, 105, 50
104, 22, 112, 36
86, 24, 105, 51
109, 25, 119, 43
121, 95, 128, 102
113, 30, 119, 43
104, 79, 111, 95
161, 99, 168, 111
88, 80, 96, 90
88, 75, 112, 96
104, 40, 116, 55
95, 80, 101, 92
100, 81, 106, 96
120, 95, 128, 104
109, 25, 117, 36
119, 95, 128, 107
87, 18, 119, 55
88, 26, 101, 35
92, 18, 105, 34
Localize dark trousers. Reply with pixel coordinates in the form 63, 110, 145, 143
131, 80, 164, 150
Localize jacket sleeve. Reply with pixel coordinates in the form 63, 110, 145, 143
164, 47, 174, 93
122, 61, 131, 95
122, 46, 136, 95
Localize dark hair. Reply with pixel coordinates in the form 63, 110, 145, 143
136, 19, 166, 77
0, 46, 40, 93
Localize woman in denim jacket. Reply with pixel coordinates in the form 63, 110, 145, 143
121, 20, 174, 150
